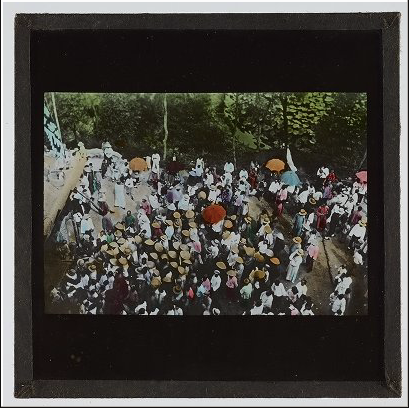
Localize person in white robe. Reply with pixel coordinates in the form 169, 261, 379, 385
178, 194, 190, 211
208, 186, 218, 203
114, 180, 126, 209
239, 169, 248, 181
286, 249, 304, 283
80, 214, 95, 235
224, 161, 234, 174
195, 158, 204, 178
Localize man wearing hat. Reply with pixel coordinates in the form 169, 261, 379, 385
239, 278, 253, 308
306, 239, 320, 273
348, 219, 367, 250
286, 248, 304, 283
325, 203, 345, 239
124, 210, 136, 229
225, 270, 238, 301
293, 209, 307, 237
243, 216, 258, 247
210, 270, 221, 296
290, 236, 302, 255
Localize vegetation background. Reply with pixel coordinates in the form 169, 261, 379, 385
44, 92, 367, 177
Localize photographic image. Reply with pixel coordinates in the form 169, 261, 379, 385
44, 92, 368, 316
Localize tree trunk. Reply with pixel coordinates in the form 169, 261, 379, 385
73, 125, 78, 143
357, 148, 367, 170
280, 94, 289, 146
231, 128, 237, 169
232, 94, 240, 168
256, 93, 261, 151
51, 92, 62, 142
163, 93, 168, 160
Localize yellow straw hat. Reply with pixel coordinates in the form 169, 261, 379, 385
264, 225, 272, 234
270, 257, 280, 265
180, 250, 191, 260
154, 242, 164, 252
224, 220, 233, 229
254, 252, 265, 263
118, 257, 128, 266
222, 231, 230, 240
244, 246, 255, 256
186, 210, 195, 219
168, 250, 177, 259
178, 266, 187, 275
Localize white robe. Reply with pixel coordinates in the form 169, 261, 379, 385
114, 183, 126, 208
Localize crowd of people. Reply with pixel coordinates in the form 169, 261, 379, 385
49, 142, 368, 315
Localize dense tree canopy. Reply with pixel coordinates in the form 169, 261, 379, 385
45, 92, 367, 175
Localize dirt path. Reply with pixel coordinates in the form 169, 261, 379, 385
248, 196, 367, 315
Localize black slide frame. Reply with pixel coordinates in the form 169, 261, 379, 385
14, 13, 402, 399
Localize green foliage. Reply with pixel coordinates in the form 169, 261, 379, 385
47, 92, 99, 144
314, 93, 367, 165
167, 93, 230, 161
94, 93, 162, 155
49, 92, 367, 171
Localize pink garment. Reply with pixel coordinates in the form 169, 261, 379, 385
307, 244, 319, 260
350, 210, 363, 226
226, 276, 238, 289
192, 241, 202, 253
279, 189, 288, 201
141, 201, 152, 215
202, 278, 211, 292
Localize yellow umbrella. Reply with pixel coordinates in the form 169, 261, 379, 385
265, 158, 285, 173
129, 157, 148, 171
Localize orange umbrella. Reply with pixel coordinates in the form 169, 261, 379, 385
202, 204, 227, 224
129, 157, 148, 171
265, 158, 285, 172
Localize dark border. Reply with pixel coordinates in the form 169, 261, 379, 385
14, 13, 402, 400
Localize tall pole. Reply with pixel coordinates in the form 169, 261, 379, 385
163, 93, 168, 160
357, 148, 367, 170
51, 92, 62, 142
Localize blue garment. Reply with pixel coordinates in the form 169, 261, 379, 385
293, 214, 305, 236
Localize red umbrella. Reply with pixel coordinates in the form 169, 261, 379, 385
355, 170, 367, 183
202, 204, 227, 224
